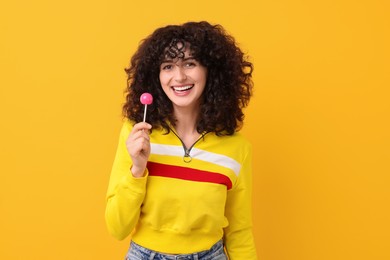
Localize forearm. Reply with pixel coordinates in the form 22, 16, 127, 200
105, 172, 147, 240
224, 226, 257, 259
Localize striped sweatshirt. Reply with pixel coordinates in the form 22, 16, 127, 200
105, 120, 257, 259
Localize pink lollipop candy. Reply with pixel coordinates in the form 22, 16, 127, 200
140, 93, 153, 105
140, 93, 153, 122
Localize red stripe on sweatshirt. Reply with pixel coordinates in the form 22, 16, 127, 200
147, 161, 232, 190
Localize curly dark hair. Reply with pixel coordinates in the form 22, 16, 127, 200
123, 21, 253, 135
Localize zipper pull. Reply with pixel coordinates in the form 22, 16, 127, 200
183, 149, 192, 163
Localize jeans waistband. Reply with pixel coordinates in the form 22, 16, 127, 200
128, 239, 225, 260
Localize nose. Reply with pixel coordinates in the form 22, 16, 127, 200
173, 66, 187, 82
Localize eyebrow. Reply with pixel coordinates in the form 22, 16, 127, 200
161, 57, 196, 63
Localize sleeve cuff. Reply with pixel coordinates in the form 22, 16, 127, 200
121, 168, 149, 194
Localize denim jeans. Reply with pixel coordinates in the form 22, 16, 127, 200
125, 240, 227, 260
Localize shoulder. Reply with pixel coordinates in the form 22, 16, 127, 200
203, 132, 252, 161
230, 132, 251, 147
209, 132, 251, 149
227, 132, 252, 157
119, 119, 135, 136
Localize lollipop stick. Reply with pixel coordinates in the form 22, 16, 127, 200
140, 92, 152, 123
143, 104, 148, 122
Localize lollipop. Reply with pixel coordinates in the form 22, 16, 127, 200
140, 92, 153, 122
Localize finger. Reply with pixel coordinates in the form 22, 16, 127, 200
128, 129, 150, 143
140, 139, 151, 154
131, 122, 152, 133
128, 135, 150, 156
129, 140, 148, 157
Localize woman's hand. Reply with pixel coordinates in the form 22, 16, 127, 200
126, 122, 152, 177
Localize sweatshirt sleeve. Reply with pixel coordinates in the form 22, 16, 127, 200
224, 143, 258, 259
105, 121, 148, 240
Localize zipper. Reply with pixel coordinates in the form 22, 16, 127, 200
168, 126, 208, 163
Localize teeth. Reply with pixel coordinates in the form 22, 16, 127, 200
173, 85, 193, 91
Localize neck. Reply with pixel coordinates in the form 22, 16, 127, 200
172, 106, 201, 147
173, 106, 199, 135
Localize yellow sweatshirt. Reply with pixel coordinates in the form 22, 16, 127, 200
105, 120, 257, 259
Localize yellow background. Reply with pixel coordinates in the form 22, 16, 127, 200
1, 0, 389, 259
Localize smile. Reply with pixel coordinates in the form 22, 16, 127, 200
172, 85, 194, 92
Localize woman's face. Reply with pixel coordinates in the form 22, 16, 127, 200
159, 48, 207, 112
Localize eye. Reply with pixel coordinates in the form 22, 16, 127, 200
184, 61, 196, 68
161, 64, 173, 70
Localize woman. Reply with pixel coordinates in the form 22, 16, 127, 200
105, 21, 257, 259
